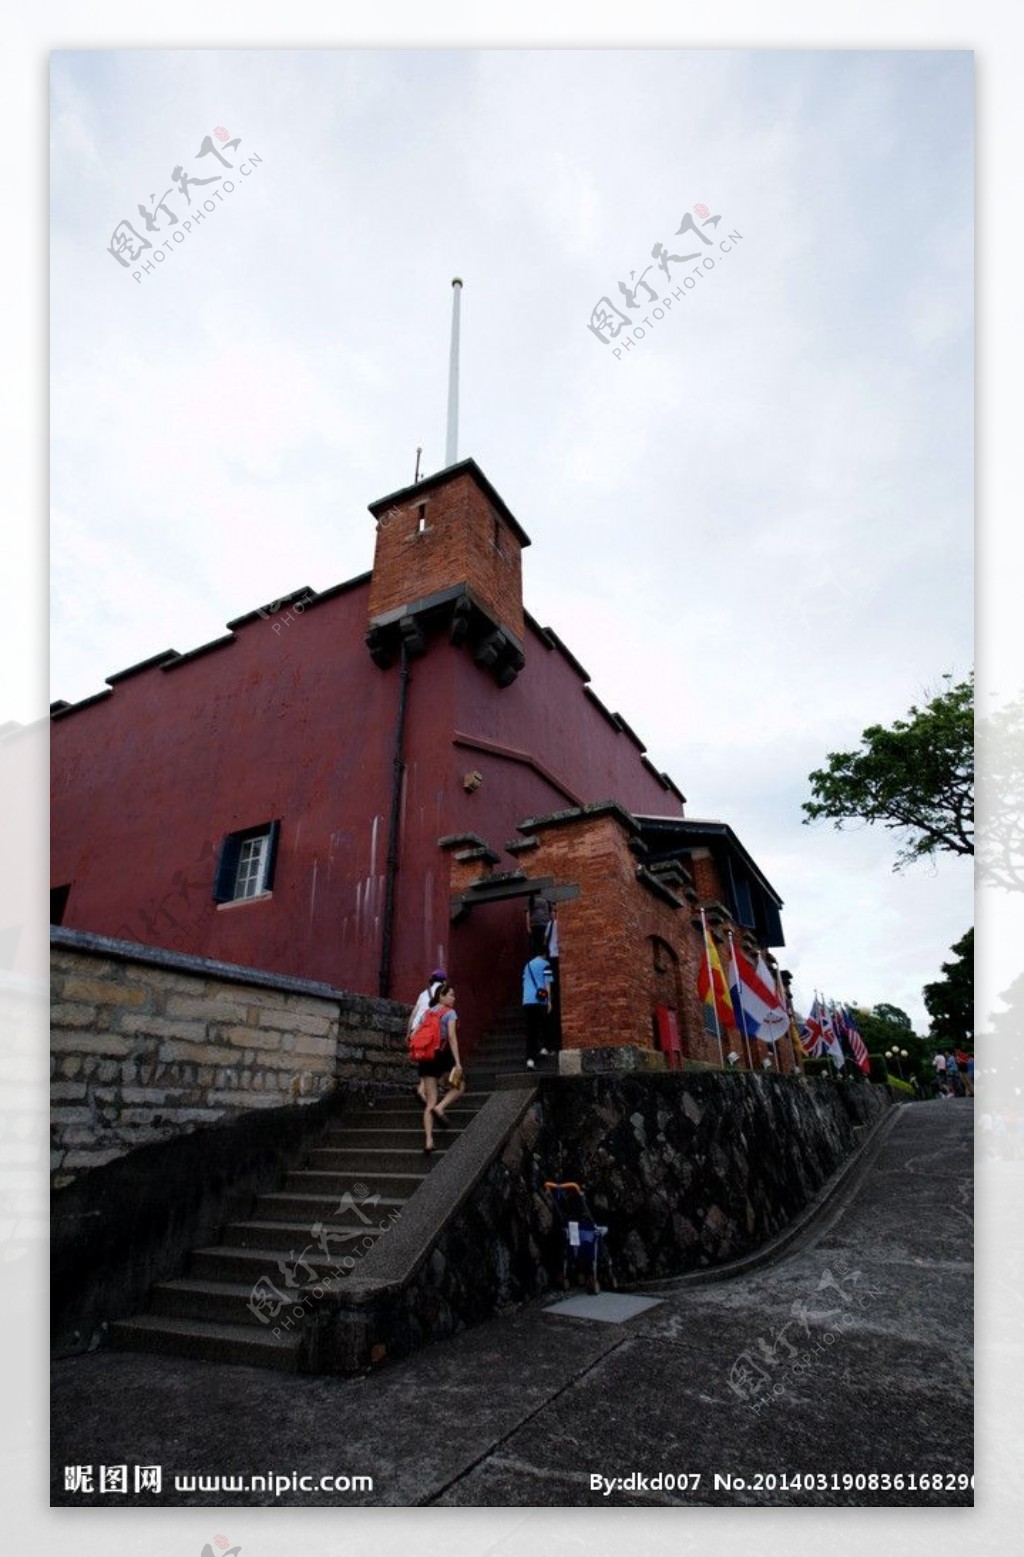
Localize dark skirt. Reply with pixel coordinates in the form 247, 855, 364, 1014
417, 1045, 455, 1080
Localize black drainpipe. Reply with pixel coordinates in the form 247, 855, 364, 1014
378, 640, 410, 998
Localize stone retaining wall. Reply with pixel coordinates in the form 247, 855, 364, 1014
313, 1069, 892, 1372
50, 929, 409, 1185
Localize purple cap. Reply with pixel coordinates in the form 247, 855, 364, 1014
430, 968, 447, 981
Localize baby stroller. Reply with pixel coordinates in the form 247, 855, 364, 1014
544, 1180, 613, 1295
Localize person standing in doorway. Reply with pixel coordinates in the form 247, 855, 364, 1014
543, 904, 562, 1050
526, 892, 552, 953
522, 947, 553, 1071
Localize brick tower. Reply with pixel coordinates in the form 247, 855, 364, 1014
365, 459, 530, 686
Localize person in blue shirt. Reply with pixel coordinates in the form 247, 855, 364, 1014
522, 951, 553, 1070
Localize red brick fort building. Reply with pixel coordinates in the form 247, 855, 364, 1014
50, 458, 795, 1073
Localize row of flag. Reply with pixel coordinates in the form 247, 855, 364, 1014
696, 911, 871, 1074
697, 912, 791, 1056
800, 996, 871, 1074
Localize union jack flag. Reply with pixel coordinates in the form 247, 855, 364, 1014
800, 997, 828, 1057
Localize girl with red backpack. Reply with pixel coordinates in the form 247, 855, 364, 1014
409, 982, 463, 1154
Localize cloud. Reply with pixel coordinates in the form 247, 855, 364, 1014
50, 49, 972, 1026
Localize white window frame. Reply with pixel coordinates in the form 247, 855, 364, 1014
234, 833, 270, 900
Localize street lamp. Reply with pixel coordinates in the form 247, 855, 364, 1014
885, 1048, 905, 1081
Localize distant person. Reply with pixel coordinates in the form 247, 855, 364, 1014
408, 967, 446, 1038
965, 1054, 975, 1096
526, 892, 553, 954
522, 948, 553, 1070
932, 1051, 947, 1082
946, 1053, 963, 1097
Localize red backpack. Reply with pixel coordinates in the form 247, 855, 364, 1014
409, 1005, 446, 1062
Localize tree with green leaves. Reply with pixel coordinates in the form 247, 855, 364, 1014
871, 1002, 913, 1031
922, 928, 974, 1048
803, 673, 973, 869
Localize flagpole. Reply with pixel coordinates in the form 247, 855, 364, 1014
780, 968, 797, 1073
727, 930, 754, 1070
826, 997, 845, 1072
700, 908, 726, 1068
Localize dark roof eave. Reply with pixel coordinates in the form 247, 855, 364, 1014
634, 815, 784, 906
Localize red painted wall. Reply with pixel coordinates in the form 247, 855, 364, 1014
51, 579, 685, 1048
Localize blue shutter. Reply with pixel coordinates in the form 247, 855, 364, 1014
762, 898, 784, 948
734, 875, 754, 929
213, 833, 242, 902
263, 819, 281, 890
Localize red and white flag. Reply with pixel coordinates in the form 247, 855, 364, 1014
727, 940, 787, 1042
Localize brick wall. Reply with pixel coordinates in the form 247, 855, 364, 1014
535, 812, 651, 1049
688, 848, 725, 902
367, 467, 525, 645
513, 807, 798, 1072
50, 931, 409, 1185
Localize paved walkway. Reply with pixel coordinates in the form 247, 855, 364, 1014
51, 1100, 973, 1508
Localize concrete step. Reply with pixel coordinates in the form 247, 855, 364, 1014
150, 1276, 283, 1326
348, 1091, 490, 1113
108, 1313, 303, 1372
221, 1209, 404, 1250
188, 1237, 386, 1284
254, 1177, 425, 1218
313, 1127, 465, 1151
292, 1145, 452, 1179
281, 1162, 433, 1194
149, 1273, 357, 1327
322, 1105, 479, 1135
472, 1058, 559, 1080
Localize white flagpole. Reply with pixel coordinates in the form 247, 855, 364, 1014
727, 930, 754, 1070
775, 965, 798, 1073
700, 908, 726, 1068
828, 998, 846, 1070
445, 278, 464, 467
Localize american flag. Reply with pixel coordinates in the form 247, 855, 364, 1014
841, 1005, 871, 1073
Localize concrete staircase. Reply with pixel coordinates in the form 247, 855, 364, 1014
467, 1001, 560, 1087
109, 1088, 490, 1372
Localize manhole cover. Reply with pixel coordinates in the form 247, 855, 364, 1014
543, 1292, 663, 1324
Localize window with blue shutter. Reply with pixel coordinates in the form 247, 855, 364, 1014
212, 820, 281, 902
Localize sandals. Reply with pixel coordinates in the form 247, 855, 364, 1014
430, 1106, 452, 1132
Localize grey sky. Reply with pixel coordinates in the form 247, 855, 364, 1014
49, 47, 973, 1030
